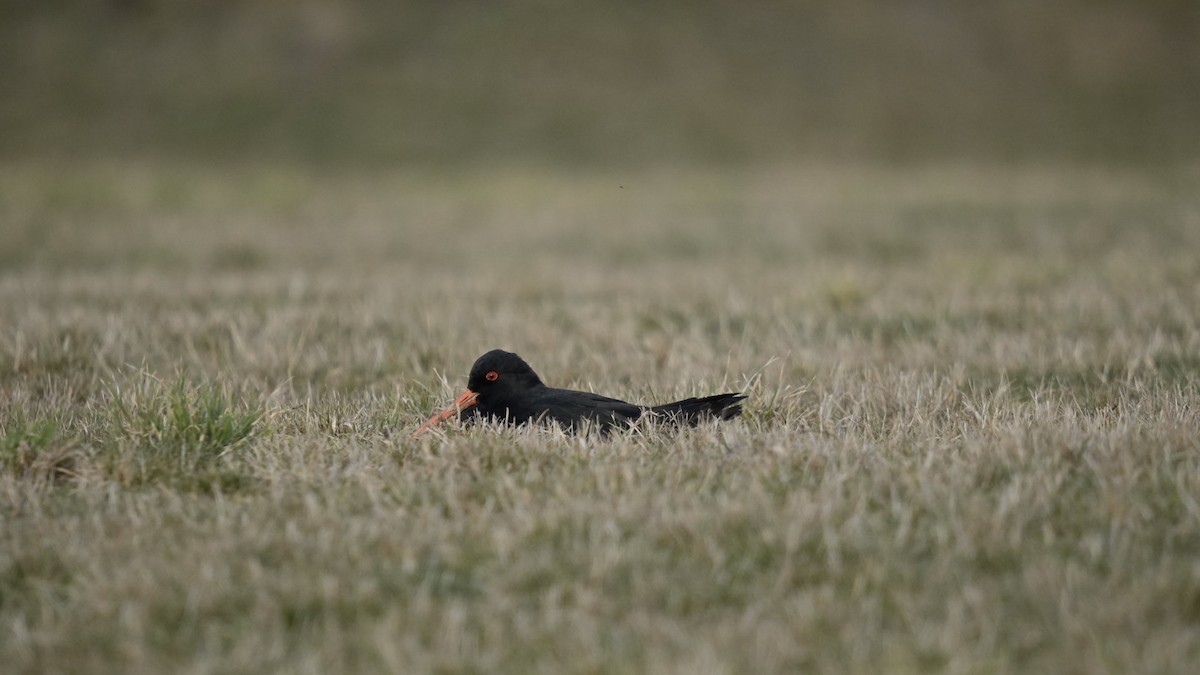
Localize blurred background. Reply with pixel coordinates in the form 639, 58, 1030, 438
4, 0, 1199, 168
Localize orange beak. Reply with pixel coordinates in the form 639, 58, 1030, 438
412, 389, 479, 437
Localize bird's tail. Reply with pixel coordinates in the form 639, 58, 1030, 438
649, 393, 746, 425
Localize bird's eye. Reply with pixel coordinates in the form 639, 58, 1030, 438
485, 371, 499, 382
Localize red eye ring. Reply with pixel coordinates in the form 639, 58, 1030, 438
485, 371, 499, 382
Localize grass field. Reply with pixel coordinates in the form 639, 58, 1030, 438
2, 160, 1200, 673
5, 2, 1200, 165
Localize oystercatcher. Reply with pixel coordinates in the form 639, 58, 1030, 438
413, 349, 745, 436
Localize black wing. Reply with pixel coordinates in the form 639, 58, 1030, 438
530, 387, 645, 429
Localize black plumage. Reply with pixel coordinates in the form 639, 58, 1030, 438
414, 349, 745, 435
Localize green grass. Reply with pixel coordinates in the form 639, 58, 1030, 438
0, 410, 72, 483
3, 2, 1199, 165
103, 372, 264, 492
1, 160, 1199, 673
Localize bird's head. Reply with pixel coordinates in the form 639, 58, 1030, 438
465, 349, 544, 400
412, 349, 543, 436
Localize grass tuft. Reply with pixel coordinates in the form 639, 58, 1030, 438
104, 371, 264, 491
0, 409, 78, 482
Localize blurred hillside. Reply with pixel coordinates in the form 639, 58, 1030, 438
2, 0, 1198, 166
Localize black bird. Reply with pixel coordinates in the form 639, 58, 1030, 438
414, 349, 745, 435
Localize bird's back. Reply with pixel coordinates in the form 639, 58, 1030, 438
528, 386, 644, 429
